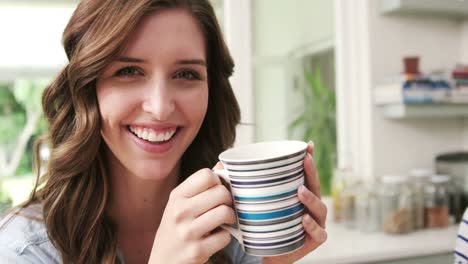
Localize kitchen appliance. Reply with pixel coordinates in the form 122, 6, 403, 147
435, 152, 468, 223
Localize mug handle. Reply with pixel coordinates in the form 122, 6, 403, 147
213, 169, 243, 244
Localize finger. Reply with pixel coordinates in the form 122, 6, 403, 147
188, 184, 233, 218
176, 168, 221, 198
304, 153, 321, 198
306, 141, 314, 157
200, 229, 232, 257
191, 205, 237, 238
298, 185, 327, 228
213, 161, 224, 170
303, 214, 327, 246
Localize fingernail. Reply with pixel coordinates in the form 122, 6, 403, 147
308, 140, 314, 147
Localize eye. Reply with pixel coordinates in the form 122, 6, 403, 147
173, 69, 201, 80
114, 66, 143, 77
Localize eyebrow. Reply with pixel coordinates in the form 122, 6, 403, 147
117, 56, 146, 63
176, 59, 206, 67
116, 57, 206, 67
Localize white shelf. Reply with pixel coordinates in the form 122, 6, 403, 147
380, 0, 468, 19
380, 103, 468, 119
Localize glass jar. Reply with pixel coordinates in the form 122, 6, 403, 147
331, 168, 347, 223
356, 181, 380, 232
424, 175, 450, 228
341, 180, 358, 229
409, 169, 432, 230
379, 175, 413, 234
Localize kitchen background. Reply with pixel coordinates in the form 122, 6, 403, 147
1, 0, 467, 263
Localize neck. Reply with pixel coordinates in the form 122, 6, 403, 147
107, 158, 180, 263
105, 150, 181, 264
107, 163, 180, 234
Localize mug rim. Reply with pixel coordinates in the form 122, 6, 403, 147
219, 140, 308, 165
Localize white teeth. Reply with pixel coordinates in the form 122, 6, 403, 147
129, 126, 177, 143
142, 129, 148, 140
157, 133, 165, 142
148, 131, 157, 141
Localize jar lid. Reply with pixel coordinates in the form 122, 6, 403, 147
409, 169, 433, 178
430, 174, 450, 183
382, 175, 408, 184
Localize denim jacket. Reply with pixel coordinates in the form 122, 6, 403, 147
0, 204, 261, 264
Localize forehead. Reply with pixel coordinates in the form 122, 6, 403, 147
122, 8, 206, 61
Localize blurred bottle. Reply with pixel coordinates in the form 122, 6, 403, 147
356, 180, 380, 233
424, 175, 450, 228
331, 168, 347, 223
409, 169, 432, 230
380, 175, 413, 234
339, 171, 359, 229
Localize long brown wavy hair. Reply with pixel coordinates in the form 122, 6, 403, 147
15, 0, 240, 263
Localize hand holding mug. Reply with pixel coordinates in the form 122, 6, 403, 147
215, 141, 327, 263
149, 168, 235, 263
263, 142, 328, 264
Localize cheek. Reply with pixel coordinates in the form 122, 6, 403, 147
183, 88, 208, 122
97, 85, 135, 132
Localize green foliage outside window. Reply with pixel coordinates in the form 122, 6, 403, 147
0, 79, 49, 209
289, 66, 337, 195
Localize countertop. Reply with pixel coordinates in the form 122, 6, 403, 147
298, 198, 458, 264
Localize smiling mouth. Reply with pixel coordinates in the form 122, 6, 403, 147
127, 126, 179, 144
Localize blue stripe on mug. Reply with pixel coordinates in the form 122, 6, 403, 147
237, 203, 304, 221
236, 193, 298, 205
234, 189, 297, 201
239, 209, 304, 226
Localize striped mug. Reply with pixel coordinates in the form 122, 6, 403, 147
215, 140, 308, 257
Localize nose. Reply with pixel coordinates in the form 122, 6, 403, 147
141, 79, 175, 121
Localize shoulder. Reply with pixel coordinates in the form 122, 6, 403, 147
225, 238, 262, 264
0, 204, 60, 263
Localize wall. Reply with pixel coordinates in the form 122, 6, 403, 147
461, 20, 468, 149
252, 0, 334, 141
222, 0, 255, 146
461, 20, 468, 64
0, 3, 75, 75
368, 0, 467, 176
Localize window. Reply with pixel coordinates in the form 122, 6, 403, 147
0, 2, 75, 212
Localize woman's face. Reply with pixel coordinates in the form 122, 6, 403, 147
96, 9, 208, 181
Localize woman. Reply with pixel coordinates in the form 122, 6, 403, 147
0, 0, 327, 263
